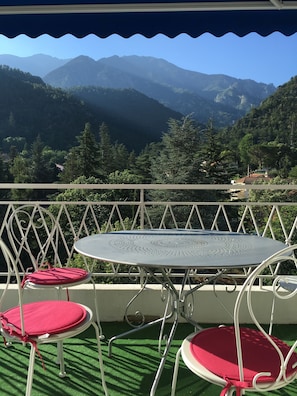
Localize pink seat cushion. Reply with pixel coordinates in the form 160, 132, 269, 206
190, 326, 297, 388
25, 267, 89, 285
1, 300, 87, 338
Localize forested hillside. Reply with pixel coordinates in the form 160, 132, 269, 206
227, 76, 297, 145
69, 86, 183, 147
0, 66, 96, 150
223, 76, 297, 174
0, 66, 181, 152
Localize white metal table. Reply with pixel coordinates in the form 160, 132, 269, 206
74, 229, 286, 395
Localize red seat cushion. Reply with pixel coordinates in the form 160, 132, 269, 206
24, 267, 89, 286
1, 300, 87, 338
190, 326, 297, 388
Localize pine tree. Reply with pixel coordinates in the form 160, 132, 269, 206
76, 122, 99, 177
60, 122, 99, 182
30, 135, 54, 183
150, 116, 202, 186
98, 123, 114, 179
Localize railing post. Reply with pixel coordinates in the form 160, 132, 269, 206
140, 188, 145, 229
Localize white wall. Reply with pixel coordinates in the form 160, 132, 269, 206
2, 284, 296, 325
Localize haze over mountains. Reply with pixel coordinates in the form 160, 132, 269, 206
0, 54, 70, 78
0, 54, 276, 128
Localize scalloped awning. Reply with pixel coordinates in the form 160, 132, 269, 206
1, 1, 297, 38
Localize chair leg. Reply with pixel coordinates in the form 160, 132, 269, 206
269, 293, 276, 335
91, 279, 104, 338
92, 321, 109, 396
57, 340, 67, 377
26, 344, 36, 396
171, 347, 182, 396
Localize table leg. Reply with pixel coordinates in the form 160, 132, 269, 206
108, 284, 174, 357
148, 270, 191, 395
150, 310, 179, 396
108, 311, 173, 357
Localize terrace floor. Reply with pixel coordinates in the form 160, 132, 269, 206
1, 322, 296, 396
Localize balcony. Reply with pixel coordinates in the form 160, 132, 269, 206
0, 182, 296, 321
0, 183, 297, 395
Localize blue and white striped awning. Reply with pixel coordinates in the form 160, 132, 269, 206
0, 1, 297, 38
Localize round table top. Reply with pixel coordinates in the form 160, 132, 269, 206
74, 229, 286, 269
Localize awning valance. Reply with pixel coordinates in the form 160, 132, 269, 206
1, 1, 297, 38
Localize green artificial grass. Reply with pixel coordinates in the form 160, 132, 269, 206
0, 323, 296, 395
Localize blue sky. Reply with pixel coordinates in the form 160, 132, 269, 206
0, 32, 296, 86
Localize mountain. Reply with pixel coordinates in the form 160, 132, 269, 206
43, 55, 276, 128
0, 54, 69, 77
0, 54, 277, 128
0, 66, 182, 153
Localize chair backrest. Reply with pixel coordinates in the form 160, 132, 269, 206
233, 244, 297, 387
0, 238, 26, 336
8, 205, 62, 272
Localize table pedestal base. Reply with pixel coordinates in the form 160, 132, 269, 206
108, 267, 227, 395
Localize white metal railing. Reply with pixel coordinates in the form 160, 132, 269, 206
0, 183, 296, 283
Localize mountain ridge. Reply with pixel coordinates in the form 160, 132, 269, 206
43, 54, 276, 127
0, 53, 276, 128
0, 54, 70, 77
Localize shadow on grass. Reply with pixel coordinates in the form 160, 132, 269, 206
0, 323, 296, 395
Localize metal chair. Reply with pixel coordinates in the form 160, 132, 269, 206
7, 204, 101, 325
171, 244, 297, 396
0, 238, 108, 396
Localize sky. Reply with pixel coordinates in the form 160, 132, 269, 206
0, 32, 296, 87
